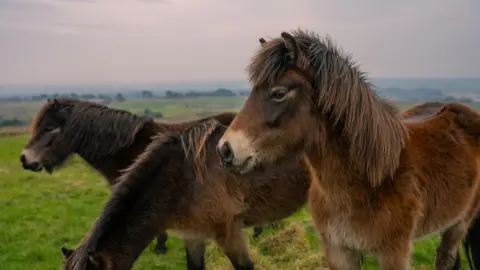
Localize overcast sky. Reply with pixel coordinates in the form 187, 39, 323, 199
0, 0, 479, 85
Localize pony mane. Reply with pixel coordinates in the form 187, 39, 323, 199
33, 98, 154, 158
67, 132, 173, 268
179, 119, 223, 183
248, 29, 408, 186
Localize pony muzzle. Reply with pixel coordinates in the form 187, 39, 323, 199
19, 149, 44, 172
217, 131, 256, 174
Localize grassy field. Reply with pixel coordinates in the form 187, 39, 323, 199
0, 97, 476, 269
0, 97, 249, 124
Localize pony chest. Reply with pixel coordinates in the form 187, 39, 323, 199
322, 213, 369, 250
310, 192, 368, 250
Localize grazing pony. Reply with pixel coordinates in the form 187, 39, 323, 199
60, 119, 310, 270
18, 98, 245, 255
217, 29, 480, 269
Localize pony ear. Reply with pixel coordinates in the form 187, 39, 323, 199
87, 250, 103, 267
280, 31, 299, 64
61, 247, 74, 258
51, 101, 73, 120
258, 38, 267, 46
52, 98, 61, 109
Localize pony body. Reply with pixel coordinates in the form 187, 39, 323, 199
217, 29, 480, 269
61, 119, 310, 270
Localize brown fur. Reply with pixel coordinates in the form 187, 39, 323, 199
218, 29, 480, 269
61, 119, 310, 270
20, 98, 238, 255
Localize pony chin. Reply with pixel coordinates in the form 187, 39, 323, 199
45, 164, 54, 174
223, 155, 257, 175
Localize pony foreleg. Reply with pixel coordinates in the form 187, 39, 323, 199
252, 226, 264, 240
215, 223, 254, 270
184, 237, 206, 270
436, 223, 467, 270
376, 243, 411, 270
155, 231, 168, 254
321, 236, 362, 270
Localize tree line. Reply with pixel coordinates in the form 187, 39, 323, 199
0, 88, 250, 103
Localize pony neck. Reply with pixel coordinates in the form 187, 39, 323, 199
302, 128, 376, 205
73, 124, 159, 186
72, 148, 125, 185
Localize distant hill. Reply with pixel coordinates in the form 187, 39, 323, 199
0, 77, 479, 98
373, 77, 480, 94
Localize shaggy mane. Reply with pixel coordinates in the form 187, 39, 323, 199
179, 119, 223, 183
248, 29, 408, 186
32, 98, 154, 158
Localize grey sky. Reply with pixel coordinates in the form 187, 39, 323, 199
0, 0, 479, 84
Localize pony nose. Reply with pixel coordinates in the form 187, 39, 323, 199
20, 154, 26, 164
218, 141, 235, 166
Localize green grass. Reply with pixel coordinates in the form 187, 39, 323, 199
0, 135, 472, 269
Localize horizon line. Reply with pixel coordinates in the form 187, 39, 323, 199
1, 76, 480, 87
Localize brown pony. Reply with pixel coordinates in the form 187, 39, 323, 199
18, 98, 242, 255
217, 29, 480, 269
403, 101, 480, 270
60, 119, 310, 270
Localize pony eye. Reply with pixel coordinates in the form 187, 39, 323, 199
270, 87, 289, 102
44, 127, 56, 132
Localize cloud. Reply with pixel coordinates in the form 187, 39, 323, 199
0, 0, 478, 84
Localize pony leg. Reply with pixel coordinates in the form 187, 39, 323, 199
436, 223, 467, 270
376, 244, 411, 270
451, 250, 461, 270
155, 231, 168, 254
215, 223, 254, 270
252, 226, 263, 239
184, 237, 206, 270
463, 214, 480, 270
321, 239, 362, 270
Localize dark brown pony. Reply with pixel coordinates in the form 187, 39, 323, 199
60, 119, 310, 270
19, 98, 241, 255
217, 29, 480, 269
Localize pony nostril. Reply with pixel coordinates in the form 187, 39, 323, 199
218, 142, 235, 166
30, 162, 40, 171
20, 154, 26, 164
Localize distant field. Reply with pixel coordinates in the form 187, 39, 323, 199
1, 96, 480, 131
0, 97, 248, 125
